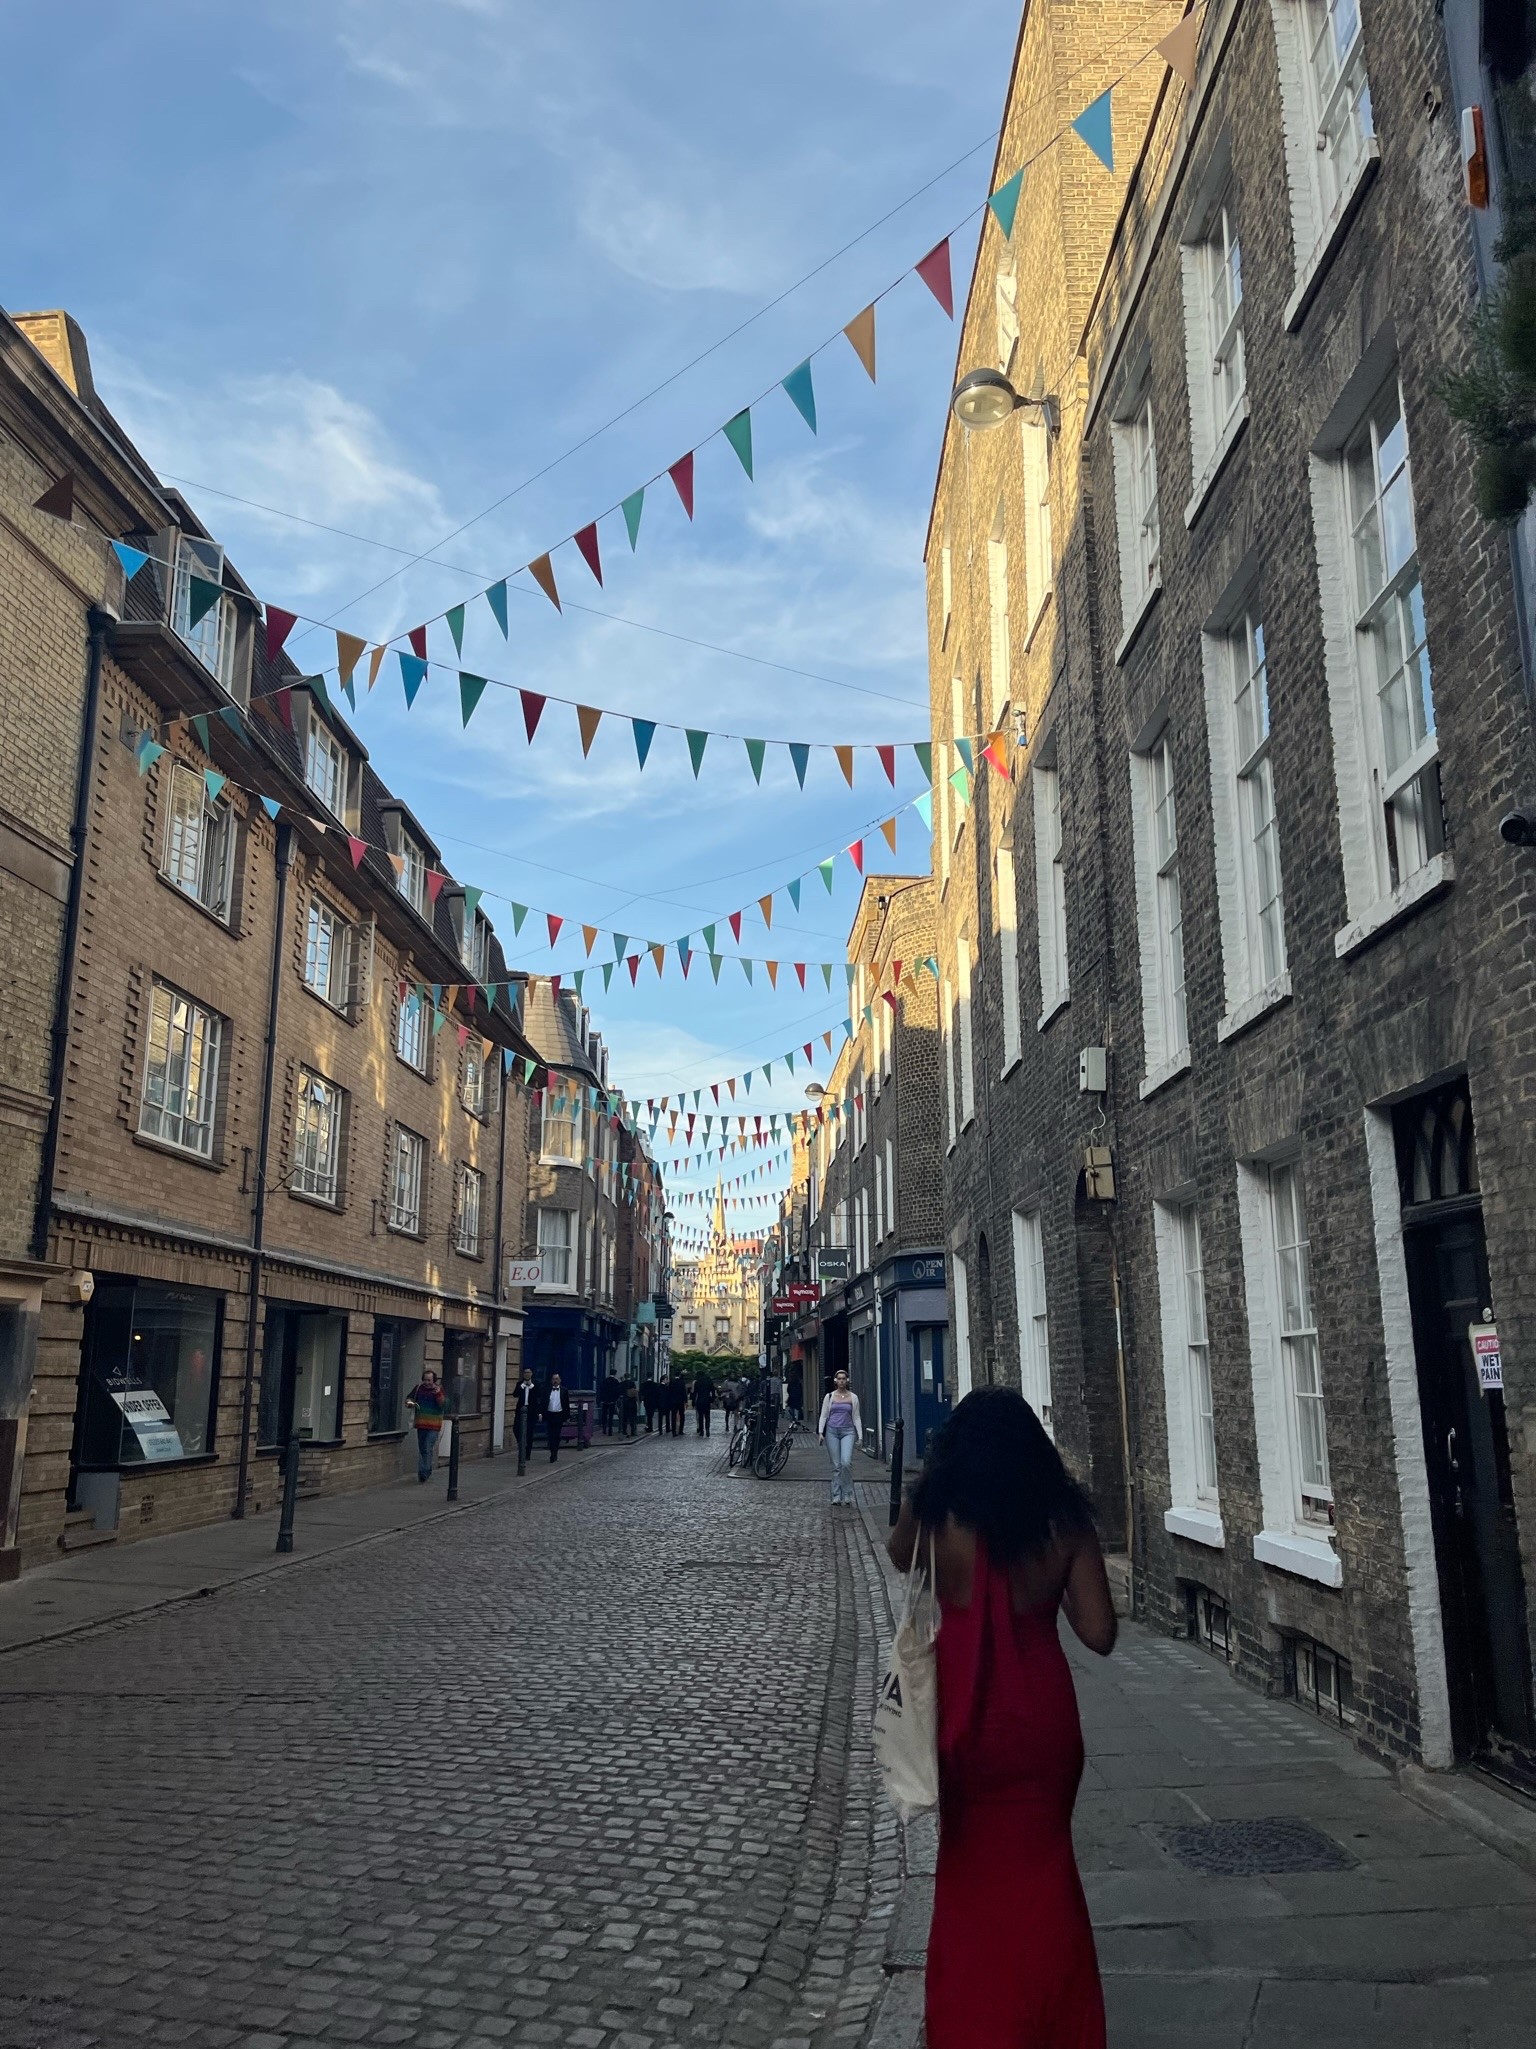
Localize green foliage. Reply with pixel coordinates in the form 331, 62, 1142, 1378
1440, 261, 1536, 523
667, 1350, 755, 1383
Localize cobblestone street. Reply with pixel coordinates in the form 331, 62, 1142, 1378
0, 1434, 897, 2049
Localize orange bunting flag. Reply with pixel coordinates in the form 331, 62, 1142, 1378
835, 745, 855, 788
651, 943, 666, 977
982, 729, 1012, 778
387, 852, 405, 880
528, 553, 561, 611
880, 816, 899, 854
368, 645, 387, 691
843, 304, 877, 382
758, 893, 774, 928
577, 704, 603, 756
766, 961, 779, 988
1156, 11, 1200, 88
582, 925, 599, 957
335, 632, 366, 687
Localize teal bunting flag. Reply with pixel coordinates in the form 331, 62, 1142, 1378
677, 937, 691, 969
789, 742, 810, 788
782, 360, 817, 433
724, 408, 754, 479
503, 1047, 516, 1074
686, 729, 708, 777
446, 604, 465, 656
135, 736, 164, 775
260, 796, 282, 819
955, 736, 975, 774
622, 489, 645, 550
524, 1058, 537, 1083
988, 167, 1024, 238
702, 923, 716, 952
511, 902, 529, 933
340, 675, 356, 711
842, 1019, 854, 1040
818, 858, 835, 893
399, 652, 428, 706
914, 790, 934, 831
633, 719, 656, 768
1073, 91, 1114, 170
744, 737, 766, 783
845, 964, 858, 987
486, 581, 509, 637
740, 958, 754, 984
572, 970, 585, 997
602, 962, 615, 991
787, 877, 802, 911
204, 769, 226, 804
463, 885, 483, 920
191, 712, 211, 752
187, 575, 222, 628
949, 765, 973, 807
111, 540, 149, 579
613, 932, 629, 960
821, 964, 833, 990
913, 741, 933, 781
217, 705, 244, 740
459, 673, 488, 726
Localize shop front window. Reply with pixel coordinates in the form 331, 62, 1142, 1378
370, 1317, 424, 1435
443, 1331, 484, 1418
76, 1278, 221, 1467
258, 1305, 346, 1446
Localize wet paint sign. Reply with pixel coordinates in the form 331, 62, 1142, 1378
1471, 1323, 1503, 1394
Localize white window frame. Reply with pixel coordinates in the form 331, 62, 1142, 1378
1237, 1153, 1341, 1583
1112, 380, 1161, 647
395, 987, 428, 1073
535, 1206, 575, 1289
398, 832, 428, 916
943, 978, 958, 1149
1129, 730, 1189, 1092
388, 1125, 425, 1235
1310, 363, 1444, 945
305, 720, 347, 820
956, 929, 976, 1125
986, 500, 1010, 725
303, 896, 354, 1012
139, 982, 222, 1160
1011, 1208, 1053, 1430
884, 1138, 896, 1241
1154, 1200, 1220, 1537
462, 1042, 487, 1119
1022, 414, 1053, 630
1269, 0, 1378, 318
463, 906, 491, 980
292, 1068, 344, 1206
995, 843, 1022, 1070
1179, 174, 1248, 515
995, 253, 1019, 373
161, 761, 235, 922
874, 1149, 886, 1245
455, 1164, 484, 1257
940, 535, 953, 647
1202, 601, 1288, 1031
170, 534, 237, 693
1033, 760, 1069, 1024
952, 1252, 973, 1398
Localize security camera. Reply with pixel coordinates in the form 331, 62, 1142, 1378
1499, 805, 1536, 847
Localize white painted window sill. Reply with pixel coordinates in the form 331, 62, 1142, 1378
999, 1050, 1023, 1081
1283, 141, 1382, 333
1164, 1505, 1225, 1549
1037, 992, 1070, 1033
1184, 403, 1249, 529
1023, 588, 1054, 655
1216, 971, 1292, 1045
1334, 853, 1454, 959
1115, 579, 1163, 666
1253, 1528, 1343, 1588
1138, 1047, 1191, 1101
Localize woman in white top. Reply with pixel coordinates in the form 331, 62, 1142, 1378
817, 1369, 863, 1508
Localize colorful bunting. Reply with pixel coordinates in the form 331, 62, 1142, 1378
336, 632, 366, 688
521, 690, 547, 742
408, 626, 428, 660
686, 729, 708, 777
112, 540, 149, 579
32, 474, 75, 520
368, 645, 387, 691
486, 581, 509, 637
988, 168, 1024, 239
915, 239, 954, 317
347, 836, 368, 869
446, 605, 466, 656
1072, 91, 1114, 171
547, 914, 564, 948
744, 737, 766, 783
724, 409, 754, 480
622, 490, 645, 550
459, 673, 488, 726
577, 704, 603, 756
574, 523, 603, 586
260, 796, 282, 820
782, 360, 817, 434
843, 305, 877, 382
528, 554, 561, 611
847, 839, 865, 876
880, 817, 899, 854
818, 858, 836, 894
835, 745, 854, 788
914, 741, 933, 781
399, 653, 428, 707
204, 769, 227, 804
669, 453, 695, 520
758, 894, 774, 929
188, 575, 222, 628
1156, 13, 1200, 87
789, 742, 810, 789
265, 607, 297, 663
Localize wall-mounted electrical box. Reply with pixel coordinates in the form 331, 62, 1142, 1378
1079, 1046, 1107, 1093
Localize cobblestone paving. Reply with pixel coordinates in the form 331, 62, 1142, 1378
0, 1435, 897, 2049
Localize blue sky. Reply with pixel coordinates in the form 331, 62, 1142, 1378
2, 0, 1018, 1226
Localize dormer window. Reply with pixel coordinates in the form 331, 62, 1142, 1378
463, 905, 491, 980
305, 719, 347, 818
170, 534, 238, 694
399, 833, 427, 915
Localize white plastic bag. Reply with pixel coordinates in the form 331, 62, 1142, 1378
873, 1533, 939, 1821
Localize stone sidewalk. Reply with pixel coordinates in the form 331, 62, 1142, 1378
847, 1474, 1536, 2049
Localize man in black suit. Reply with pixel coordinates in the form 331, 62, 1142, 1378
512, 1367, 540, 1466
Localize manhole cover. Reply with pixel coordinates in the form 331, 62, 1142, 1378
1155, 1818, 1353, 1875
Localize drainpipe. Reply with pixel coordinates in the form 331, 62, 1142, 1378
233, 820, 294, 1518
1108, 1240, 1138, 1611
487, 1052, 510, 1456
34, 604, 116, 1261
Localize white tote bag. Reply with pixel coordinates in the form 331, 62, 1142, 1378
873, 1534, 940, 1821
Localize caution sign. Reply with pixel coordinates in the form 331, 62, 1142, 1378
1470, 1323, 1503, 1395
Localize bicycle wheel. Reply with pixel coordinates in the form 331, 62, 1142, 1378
766, 1431, 793, 1477
728, 1428, 749, 1469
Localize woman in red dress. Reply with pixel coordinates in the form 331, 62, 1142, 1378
889, 1387, 1117, 2049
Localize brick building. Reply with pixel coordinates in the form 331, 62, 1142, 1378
2, 307, 543, 1569
615, 1124, 668, 1383
928, 0, 1536, 1774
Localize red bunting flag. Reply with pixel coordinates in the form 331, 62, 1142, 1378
347, 836, 368, 869
628, 954, 641, 985
804, 1042, 814, 1061
426, 870, 446, 904
729, 911, 743, 942
881, 990, 899, 1012
521, 690, 546, 742
264, 607, 298, 663
408, 625, 428, 659
669, 452, 695, 519
878, 744, 896, 785
847, 839, 865, 875
794, 963, 806, 988
547, 914, 563, 947
573, 522, 603, 585
891, 960, 904, 984
269, 686, 294, 730
915, 239, 954, 317
550, 976, 561, 1000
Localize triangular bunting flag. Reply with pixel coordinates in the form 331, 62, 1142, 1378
204, 769, 226, 804
765, 961, 779, 988
265, 607, 297, 663
628, 954, 641, 985
577, 704, 603, 756
880, 817, 899, 854
788, 742, 810, 788
744, 737, 766, 783
729, 910, 743, 942
528, 553, 561, 611
1156, 10, 1200, 87
446, 605, 466, 656
408, 626, 428, 660
1072, 90, 1114, 171
877, 744, 896, 786
709, 953, 724, 983
190, 712, 211, 752
521, 690, 546, 742
914, 741, 933, 781
111, 540, 149, 579
621, 489, 644, 550
582, 925, 599, 957
843, 304, 877, 381
486, 581, 509, 637
602, 962, 615, 991
426, 870, 446, 905
669, 453, 695, 520
818, 858, 835, 893
260, 796, 282, 820
914, 790, 933, 830
134, 737, 163, 776
336, 632, 366, 687
368, 645, 387, 690
724, 409, 754, 479
988, 167, 1024, 239
547, 914, 564, 948
510, 902, 528, 933
188, 575, 222, 628
347, 836, 368, 869
955, 736, 975, 774
795, 964, 807, 989
758, 894, 774, 928
573, 522, 603, 586
686, 729, 708, 777
613, 932, 629, 960
847, 839, 865, 875
781, 360, 817, 434
632, 718, 656, 768
787, 877, 801, 911
651, 943, 666, 977
915, 239, 954, 317
399, 653, 428, 706
835, 745, 854, 788
949, 765, 973, 807
459, 672, 488, 726
32, 474, 75, 520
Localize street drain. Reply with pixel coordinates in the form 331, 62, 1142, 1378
1155, 1818, 1353, 1875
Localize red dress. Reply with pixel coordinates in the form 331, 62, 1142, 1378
925, 1540, 1105, 2049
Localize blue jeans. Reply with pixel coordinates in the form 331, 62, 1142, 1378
825, 1426, 856, 1504
417, 1428, 439, 1480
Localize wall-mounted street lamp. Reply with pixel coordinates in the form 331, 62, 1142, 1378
950, 368, 1059, 436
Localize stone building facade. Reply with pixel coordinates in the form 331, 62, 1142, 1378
672, 1181, 762, 1358
929, 0, 1536, 1773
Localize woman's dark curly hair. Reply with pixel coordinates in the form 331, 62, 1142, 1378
910, 1386, 1093, 1563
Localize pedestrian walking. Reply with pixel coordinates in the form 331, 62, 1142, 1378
887, 1386, 1116, 2049
621, 1379, 639, 1437
512, 1366, 538, 1463
817, 1368, 861, 1507
787, 1365, 804, 1424
544, 1371, 566, 1462
406, 1367, 449, 1482
721, 1377, 740, 1434
599, 1371, 621, 1436
692, 1371, 715, 1437
641, 1375, 659, 1433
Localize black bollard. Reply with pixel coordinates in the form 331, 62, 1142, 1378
516, 1404, 529, 1476
275, 1435, 301, 1554
446, 1418, 462, 1503
888, 1416, 905, 1529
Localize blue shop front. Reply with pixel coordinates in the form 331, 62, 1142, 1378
521, 1303, 625, 1400
872, 1250, 950, 1462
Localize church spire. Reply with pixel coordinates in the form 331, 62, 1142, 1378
712, 1172, 726, 1242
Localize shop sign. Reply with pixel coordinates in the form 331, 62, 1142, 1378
788, 1283, 820, 1305
1471, 1322, 1503, 1393
771, 1295, 796, 1316
891, 1254, 945, 1289
110, 1388, 185, 1462
816, 1247, 850, 1282
506, 1259, 544, 1286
